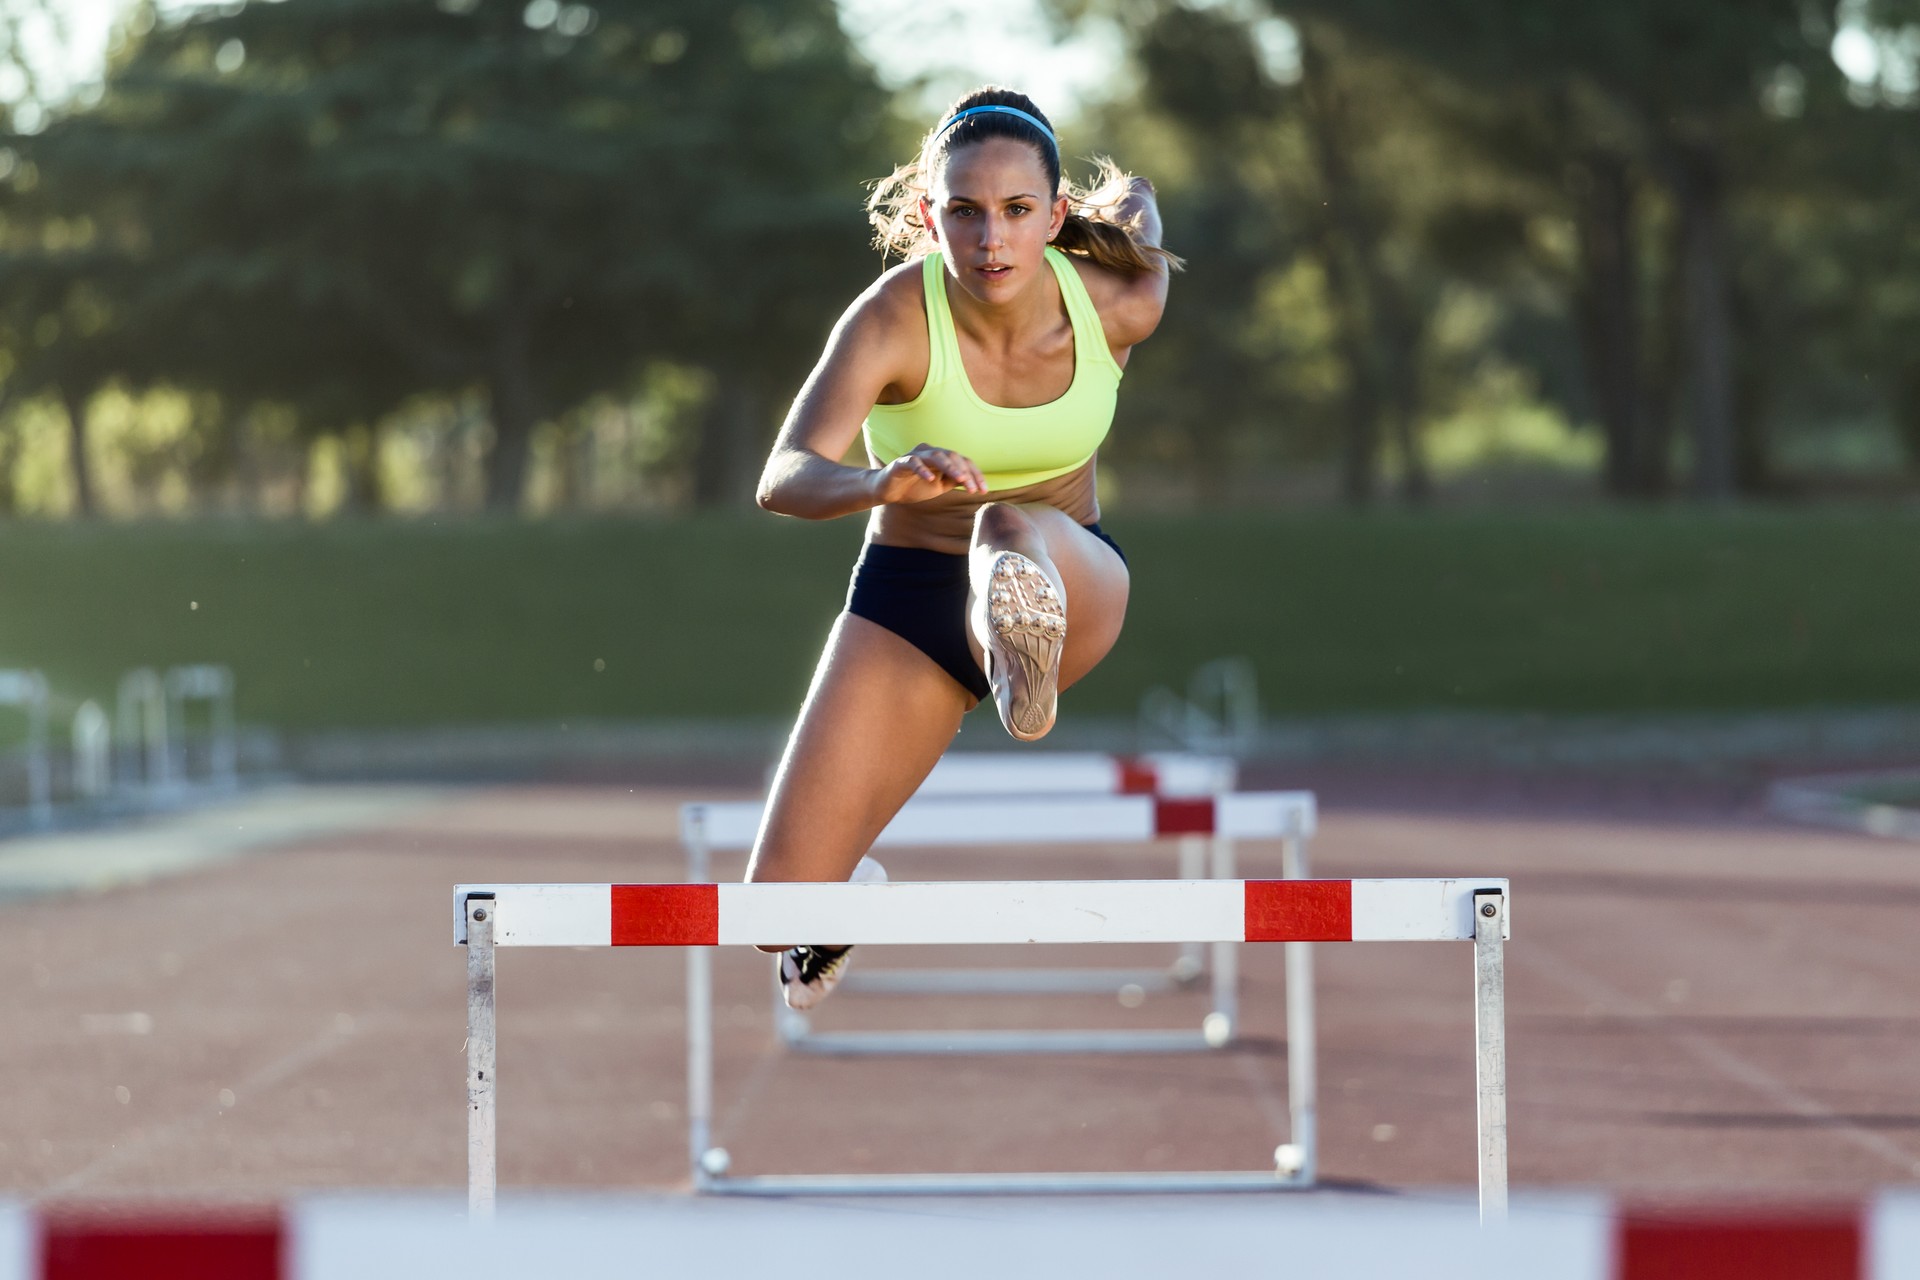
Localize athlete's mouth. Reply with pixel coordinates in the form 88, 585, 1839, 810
978, 262, 1012, 279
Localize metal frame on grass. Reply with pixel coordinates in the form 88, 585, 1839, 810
684, 780, 1317, 1058
454, 876, 1510, 1218
0, 670, 51, 829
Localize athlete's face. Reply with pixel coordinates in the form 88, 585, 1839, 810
922, 137, 1070, 303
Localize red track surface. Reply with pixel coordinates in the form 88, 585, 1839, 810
2, 783, 1917, 1201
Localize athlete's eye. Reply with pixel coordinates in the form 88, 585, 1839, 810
1008, 204, 1030, 216
949, 205, 976, 217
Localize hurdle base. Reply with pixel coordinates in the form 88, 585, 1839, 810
784, 1027, 1226, 1056
695, 1168, 1311, 1197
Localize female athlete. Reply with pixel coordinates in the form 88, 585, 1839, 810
748, 86, 1177, 1008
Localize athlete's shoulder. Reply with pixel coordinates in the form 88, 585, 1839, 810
835, 256, 929, 344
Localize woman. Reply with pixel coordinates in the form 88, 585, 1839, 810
749, 87, 1177, 1009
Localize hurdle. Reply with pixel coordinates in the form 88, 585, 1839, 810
844, 754, 1246, 1004
164, 664, 237, 790
684, 790, 1316, 1059
0, 670, 51, 829
453, 875, 1511, 1218
771, 753, 1248, 1002
718, 755, 1309, 1050
116, 667, 169, 794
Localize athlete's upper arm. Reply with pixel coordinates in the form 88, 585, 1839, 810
772, 273, 916, 463
1080, 257, 1170, 359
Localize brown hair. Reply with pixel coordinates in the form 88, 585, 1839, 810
866, 86, 1183, 277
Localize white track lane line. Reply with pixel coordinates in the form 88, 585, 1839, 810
39, 1017, 363, 1199
1520, 942, 1920, 1177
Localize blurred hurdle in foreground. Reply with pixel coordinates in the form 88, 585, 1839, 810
702, 756, 1314, 1056
454, 872, 1511, 1218
17, 1193, 1909, 1278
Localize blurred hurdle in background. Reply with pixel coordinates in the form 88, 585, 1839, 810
453, 871, 1510, 1217
716, 752, 1315, 1056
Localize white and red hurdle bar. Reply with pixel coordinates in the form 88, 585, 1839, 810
14, 1194, 1919, 1278
453, 870, 1511, 1217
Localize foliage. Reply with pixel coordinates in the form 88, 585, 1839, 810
0, 0, 894, 511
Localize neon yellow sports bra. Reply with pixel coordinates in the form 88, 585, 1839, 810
864, 247, 1123, 491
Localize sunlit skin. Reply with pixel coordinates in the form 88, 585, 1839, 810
744, 127, 1168, 946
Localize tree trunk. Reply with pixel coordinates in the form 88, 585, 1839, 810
1896, 357, 1920, 479
1729, 280, 1771, 495
1570, 150, 1649, 497
0, 424, 18, 517
484, 310, 540, 513
691, 379, 766, 508
339, 424, 385, 514
1668, 138, 1737, 501
60, 384, 95, 518
1298, 26, 1423, 506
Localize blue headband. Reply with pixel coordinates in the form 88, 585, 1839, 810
933, 105, 1057, 150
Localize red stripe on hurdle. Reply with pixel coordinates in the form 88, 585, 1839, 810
1615, 1208, 1862, 1280
1244, 880, 1352, 942
612, 884, 719, 945
1153, 796, 1215, 835
1115, 757, 1160, 795
41, 1210, 283, 1280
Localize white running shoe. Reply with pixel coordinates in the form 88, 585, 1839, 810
777, 856, 887, 1011
981, 552, 1067, 742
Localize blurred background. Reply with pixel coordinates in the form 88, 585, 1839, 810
2, 0, 1919, 786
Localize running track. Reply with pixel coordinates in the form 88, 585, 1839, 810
0, 783, 1914, 1200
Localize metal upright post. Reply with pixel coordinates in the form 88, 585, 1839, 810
1174, 835, 1207, 982
465, 894, 497, 1219
1472, 889, 1508, 1223
685, 821, 718, 1184
1280, 828, 1316, 1183
1207, 834, 1238, 1041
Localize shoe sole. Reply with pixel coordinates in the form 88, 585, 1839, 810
983, 552, 1066, 742
781, 947, 853, 1012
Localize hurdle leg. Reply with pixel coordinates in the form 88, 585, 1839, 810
1473, 888, 1509, 1223
1206, 835, 1237, 1044
683, 826, 724, 1184
465, 894, 497, 1219
1173, 836, 1207, 983
1279, 831, 1317, 1182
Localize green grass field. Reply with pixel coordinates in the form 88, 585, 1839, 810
1, 508, 1916, 734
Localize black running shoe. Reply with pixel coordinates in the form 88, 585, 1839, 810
779, 944, 854, 1011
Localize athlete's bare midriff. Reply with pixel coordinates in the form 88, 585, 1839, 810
864, 457, 1100, 556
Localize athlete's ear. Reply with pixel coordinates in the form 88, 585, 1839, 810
919, 195, 939, 244
1048, 193, 1070, 241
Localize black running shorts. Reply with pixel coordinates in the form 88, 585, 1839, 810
844, 523, 1126, 703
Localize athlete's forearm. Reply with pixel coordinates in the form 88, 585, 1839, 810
756, 445, 881, 521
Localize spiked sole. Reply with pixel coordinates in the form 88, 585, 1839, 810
982, 552, 1066, 742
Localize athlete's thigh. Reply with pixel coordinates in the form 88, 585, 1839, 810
748, 613, 969, 884
1016, 504, 1131, 690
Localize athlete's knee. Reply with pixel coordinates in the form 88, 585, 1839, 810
972, 500, 1034, 544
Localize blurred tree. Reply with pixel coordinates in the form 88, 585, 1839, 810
0, 0, 891, 513
1272, 0, 1856, 499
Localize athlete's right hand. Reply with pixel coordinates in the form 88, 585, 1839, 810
870, 443, 986, 505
